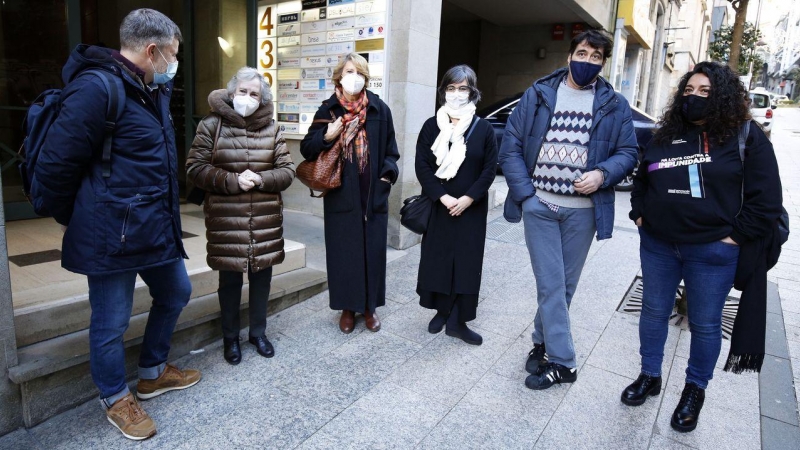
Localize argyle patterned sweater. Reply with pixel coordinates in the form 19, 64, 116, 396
533, 81, 595, 208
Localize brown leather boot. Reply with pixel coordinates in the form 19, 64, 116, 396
339, 310, 355, 334
364, 309, 381, 332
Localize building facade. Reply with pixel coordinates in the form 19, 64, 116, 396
0, 0, 628, 436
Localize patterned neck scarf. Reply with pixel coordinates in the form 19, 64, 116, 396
335, 87, 369, 173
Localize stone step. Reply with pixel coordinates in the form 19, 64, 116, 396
8, 266, 327, 427
12, 240, 306, 348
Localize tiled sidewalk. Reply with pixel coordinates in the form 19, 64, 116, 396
0, 207, 778, 449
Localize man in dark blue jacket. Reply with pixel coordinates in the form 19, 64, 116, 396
36, 9, 200, 440
499, 30, 638, 391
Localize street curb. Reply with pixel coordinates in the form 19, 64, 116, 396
760, 281, 800, 449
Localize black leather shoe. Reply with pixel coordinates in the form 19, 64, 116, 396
621, 374, 662, 406
248, 335, 275, 358
671, 383, 705, 432
525, 343, 548, 374
223, 337, 241, 365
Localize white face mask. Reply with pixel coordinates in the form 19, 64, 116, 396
445, 91, 470, 109
341, 73, 366, 95
233, 94, 260, 117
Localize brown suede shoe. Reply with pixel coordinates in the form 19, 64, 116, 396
364, 309, 381, 332
136, 364, 201, 400
106, 393, 156, 441
339, 310, 355, 334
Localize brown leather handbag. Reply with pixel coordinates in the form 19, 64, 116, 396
297, 111, 343, 198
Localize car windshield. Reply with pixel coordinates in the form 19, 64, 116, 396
750, 93, 770, 109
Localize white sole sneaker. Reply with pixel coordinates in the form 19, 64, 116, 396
135, 376, 201, 400
107, 416, 156, 440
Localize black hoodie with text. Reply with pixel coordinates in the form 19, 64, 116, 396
630, 123, 782, 244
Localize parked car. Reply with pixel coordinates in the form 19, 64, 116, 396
477, 94, 657, 191
748, 91, 773, 138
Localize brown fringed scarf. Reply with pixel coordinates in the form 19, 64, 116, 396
335, 87, 369, 173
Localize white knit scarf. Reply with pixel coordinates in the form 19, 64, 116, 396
431, 102, 476, 180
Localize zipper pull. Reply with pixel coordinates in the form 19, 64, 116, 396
121, 235, 126, 243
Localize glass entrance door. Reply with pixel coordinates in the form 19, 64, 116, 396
0, 0, 70, 220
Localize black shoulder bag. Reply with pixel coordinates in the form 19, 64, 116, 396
401, 117, 480, 235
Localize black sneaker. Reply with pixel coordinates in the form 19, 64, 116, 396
525, 363, 577, 390
525, 343, 548, 374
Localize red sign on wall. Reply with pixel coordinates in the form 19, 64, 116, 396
571, 23, 585, 36
552, 24, 565, 41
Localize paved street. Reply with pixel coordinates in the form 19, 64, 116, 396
2, 109, 800, 449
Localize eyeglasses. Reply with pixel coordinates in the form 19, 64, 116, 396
445, 86, 471, 93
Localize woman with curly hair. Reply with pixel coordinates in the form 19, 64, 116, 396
621, 61, 783, 432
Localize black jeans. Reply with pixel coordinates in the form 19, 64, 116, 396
218, 266, 273, 340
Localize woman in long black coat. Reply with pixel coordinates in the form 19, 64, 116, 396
415, 65, 498, 346
300, 53, 399, 334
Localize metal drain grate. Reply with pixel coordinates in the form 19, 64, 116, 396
618, 276, 738, 340
486, 217, 527, 245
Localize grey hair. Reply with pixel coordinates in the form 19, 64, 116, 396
119, 9, 183, 52
226, 67, 272, 105
437, 64, 481, 105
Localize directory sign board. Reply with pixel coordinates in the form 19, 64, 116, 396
258, 0, 388, 135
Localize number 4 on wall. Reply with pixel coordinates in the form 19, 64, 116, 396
260, 6, 274, 36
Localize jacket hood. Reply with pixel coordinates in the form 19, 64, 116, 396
62, 45, 122, 84
208, 89, 274, 131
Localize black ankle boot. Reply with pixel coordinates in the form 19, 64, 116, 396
445, 305, 482, 345
428, 312, 449, 334
671, 383, 705, 432
223, 337, 241, 365
621, 374, 662, 406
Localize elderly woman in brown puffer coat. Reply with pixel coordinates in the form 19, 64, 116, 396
187, 67, 295, 365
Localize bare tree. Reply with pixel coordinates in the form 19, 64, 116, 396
728, 0, 750, 72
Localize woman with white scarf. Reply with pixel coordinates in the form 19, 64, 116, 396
414, 65, 498, 345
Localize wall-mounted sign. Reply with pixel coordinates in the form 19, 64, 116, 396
301, 44, 327, 57
356, 25, 385, 40
552, 24, 565, 41
301, 0, 326, 9
302, 67, 333, 79
263, 0, 389, 135
278, 13, 299, 24
278, 35, 301, 46
277, 24, 300, 36
571, 23, 586, 37
301, 20, 326, 33
355, 38, 384, 52
277, 57, 301, 68
327, 4, 355, 18
328, 17, 356, 30
301, 8, 325, 22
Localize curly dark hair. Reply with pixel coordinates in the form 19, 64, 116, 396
653, 61, 751, 146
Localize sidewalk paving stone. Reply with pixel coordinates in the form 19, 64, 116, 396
533, 364, 661, 450
586, 312, 680, 381
297, 382, 449, 450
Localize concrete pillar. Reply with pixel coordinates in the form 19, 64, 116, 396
0, 172, 22, 435
385, 0, 442, 249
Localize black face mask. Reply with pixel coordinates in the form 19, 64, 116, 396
681, 94, 709, 122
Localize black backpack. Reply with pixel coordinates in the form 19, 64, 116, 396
737, 120, 790, 244
17, 68, 126, 216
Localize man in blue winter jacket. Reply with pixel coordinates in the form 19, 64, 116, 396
499, 29, 638, 390
36, 9, 200, 440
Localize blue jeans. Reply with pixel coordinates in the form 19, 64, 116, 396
87, 259, 192, 406
638, 228, 738, 389
523, 196, 596, 368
